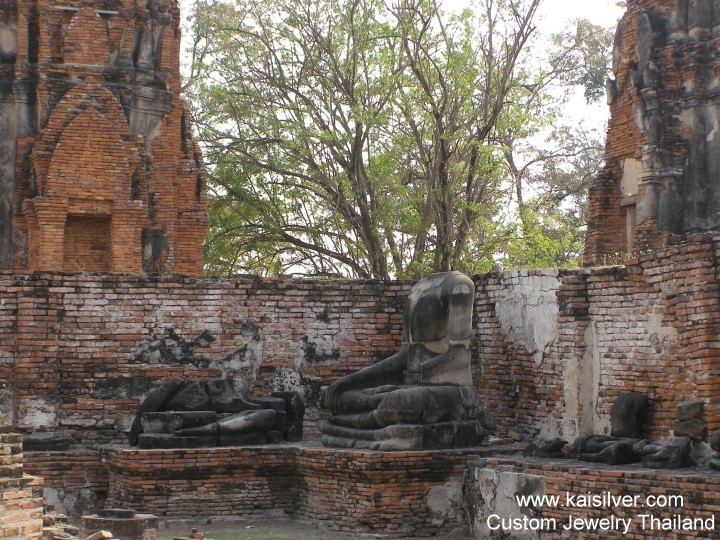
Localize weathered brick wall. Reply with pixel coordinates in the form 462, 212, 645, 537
293, 447, 480, 536
1, 0, 207, 274
1, 234, 719, 449
103, 445, 488, 537
23, 450, 108, 516
469, 457, 720, 539
0, 430, 43, 540
104, 446, 297, 519
477, 234, 720, 445
1, 272, 410, 444
63, 216, 111, 272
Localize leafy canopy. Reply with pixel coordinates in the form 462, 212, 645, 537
186, 0, 611, 278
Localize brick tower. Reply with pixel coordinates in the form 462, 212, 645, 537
0, 0, 207, 274
585, 0, 720, 264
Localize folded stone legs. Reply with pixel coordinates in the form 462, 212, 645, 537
319, 384, 484, 451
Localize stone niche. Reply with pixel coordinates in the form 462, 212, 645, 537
21, 83, 146, 273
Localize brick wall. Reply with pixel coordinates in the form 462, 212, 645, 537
0, 234, 718, 449
1, 272, 410, 444
469, 457, 720, 539
102, 445, 498, 537
0, 430, 43, 540
476, 234, 720, 445
63, 216, 111, 272
23, 450, 108, 516
293, 447, 483, 536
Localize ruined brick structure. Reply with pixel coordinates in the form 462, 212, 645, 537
585, 0, 720, 263
1, 1, 720, 537
0, 0, 207, 274
0, 428, 43, 540
1, 230, 718, 536
1, 234, 719, 448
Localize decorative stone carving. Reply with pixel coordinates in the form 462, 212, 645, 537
319, 271, 483, 451
22, 432, 74, 451
585, 0, 720, 263
129, 378, 303, 448
575, 435, 641, 465
573, 393, 697, 469
1, 0, 207, 274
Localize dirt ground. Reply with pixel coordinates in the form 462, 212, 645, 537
158, 519, 473, 540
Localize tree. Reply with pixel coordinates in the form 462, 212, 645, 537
186, 0, 607, 278
501, 124, 605, 268
496, 19, 612, 269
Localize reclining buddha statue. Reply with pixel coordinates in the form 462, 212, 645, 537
319, 271, 484, 450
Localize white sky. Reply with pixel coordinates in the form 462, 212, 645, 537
534, 0, 623, 32
406, 0, 625, 30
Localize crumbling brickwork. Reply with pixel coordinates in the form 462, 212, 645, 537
479, 234, 720, 444
469, 457, 720, 539
0, 0, 207, 274
585, 0, 720, 264
0, 273, 409, 445
101, 445, 485, 537
1, 234, 719, 449
23, 449, 108, 516
0, 429, 43, 540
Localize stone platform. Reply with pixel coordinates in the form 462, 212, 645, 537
102, 442, 518, 537
466, 457, 720, 539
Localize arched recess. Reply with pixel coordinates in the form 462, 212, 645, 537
45, 108, 138, 200
32, 81, 133, 192
23, 82, 146, 272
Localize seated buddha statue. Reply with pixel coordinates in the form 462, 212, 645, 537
318, 271, 484, 450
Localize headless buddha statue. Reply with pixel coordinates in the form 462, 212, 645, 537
318, 271, 484, 450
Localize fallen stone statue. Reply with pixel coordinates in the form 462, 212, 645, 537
574, 392, 649, 465
572, 392, 694, 469
128, 378, 304, 448
318, 271, 484, 451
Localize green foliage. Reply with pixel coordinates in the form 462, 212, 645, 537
187, 0, 607, 278
551, 19, 615, 103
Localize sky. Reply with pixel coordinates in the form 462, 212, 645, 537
534, 0, 623, 32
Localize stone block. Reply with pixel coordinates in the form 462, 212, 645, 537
677, 399, 704, 422
81, 512, 159, 540
674, 417, 706, 441
217, 431, 266, 446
